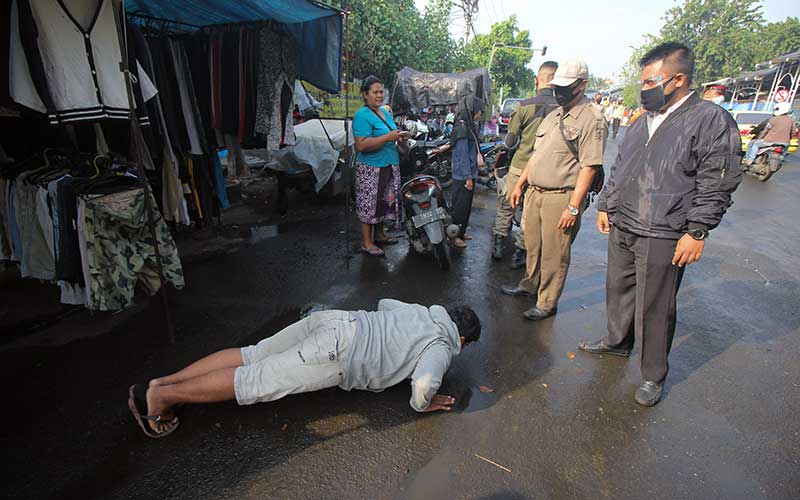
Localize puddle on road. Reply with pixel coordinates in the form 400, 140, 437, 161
249, 223, 289, 244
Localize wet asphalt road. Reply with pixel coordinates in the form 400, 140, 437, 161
2, 129, 800, 500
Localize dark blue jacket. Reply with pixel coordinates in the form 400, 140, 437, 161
451, 131, 478, 181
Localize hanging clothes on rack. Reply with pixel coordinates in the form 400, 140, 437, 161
9, 0, 157, 125
254, 26, 297, 151
78, 187, 184, 311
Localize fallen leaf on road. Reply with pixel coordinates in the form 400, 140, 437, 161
567, 351, 576, 359
541, 383, 548, 388
479, 385, 495, 393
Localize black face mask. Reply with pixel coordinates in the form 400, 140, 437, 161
554, 81, 582, 106
640, 75, 677, 112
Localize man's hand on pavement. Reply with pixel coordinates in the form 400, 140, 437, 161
597, 211, 611, 235
421, 394, 456, 412
672, 234, 705, 267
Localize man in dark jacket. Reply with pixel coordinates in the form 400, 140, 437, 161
578, 42, 743, 406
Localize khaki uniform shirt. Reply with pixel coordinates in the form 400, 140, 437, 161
527, 98, 607, 189
507, 90, 558, 172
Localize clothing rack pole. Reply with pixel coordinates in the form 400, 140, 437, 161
118, 1, 175, 343
342, 10, 352, 267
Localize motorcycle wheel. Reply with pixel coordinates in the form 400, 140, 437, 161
752, 155, 773, 182
433, 158, 453, 188
486, 176, 497, 190
432, 241, 451, 270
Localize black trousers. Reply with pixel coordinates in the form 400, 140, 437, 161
450, 181, 475, 239
605, 227, 684, 382
612, 118, 621, 139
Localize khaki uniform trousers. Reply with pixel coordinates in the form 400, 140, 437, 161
517, 188, 581, 310
492, 168, 526, 250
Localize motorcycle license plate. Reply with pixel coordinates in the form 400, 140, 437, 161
412, 207, 447, 228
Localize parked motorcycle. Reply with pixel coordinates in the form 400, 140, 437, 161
743, 142, 789, 182
401, 174, 460, 270
476, 141, 506, 190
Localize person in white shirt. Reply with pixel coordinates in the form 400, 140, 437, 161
128, 299, 481, 438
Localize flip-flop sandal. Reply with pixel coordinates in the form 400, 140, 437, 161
374, 237, 399, 246
128, 384, 180, 439
360, 246, 385, 257
462, 234, 473, 241
453, 238, 467, 248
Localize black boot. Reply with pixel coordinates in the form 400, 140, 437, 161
492, 235, 504, 260
510, 247, 526, 269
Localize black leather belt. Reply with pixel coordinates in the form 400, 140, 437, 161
529, 185, 574, 193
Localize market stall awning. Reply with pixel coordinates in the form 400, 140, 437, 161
730, 67, 779, 85
124, 0, 343, 92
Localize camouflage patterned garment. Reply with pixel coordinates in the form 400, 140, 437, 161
81, 188, 184, 311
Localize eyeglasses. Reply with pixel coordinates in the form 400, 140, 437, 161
638, 74, 678, 88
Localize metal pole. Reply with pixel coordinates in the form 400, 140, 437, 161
342, 10, 352, 269
752, 78, 762, 110
118, 1, 175, 343
765, 62, 784, 108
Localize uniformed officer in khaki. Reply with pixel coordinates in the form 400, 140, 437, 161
501, 60, 607, 321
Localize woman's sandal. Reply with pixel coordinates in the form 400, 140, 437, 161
360, 246, 385, 257
453, 238, 467, 248
128, 384, 180, 439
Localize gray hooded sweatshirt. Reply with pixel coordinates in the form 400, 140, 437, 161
343, 299, 461, 412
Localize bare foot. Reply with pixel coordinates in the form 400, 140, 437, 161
145, 386, 177, 435
463, 233, 473, 240
453, 238, 467, 248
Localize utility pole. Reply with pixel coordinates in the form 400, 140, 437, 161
452, 0, 479, 42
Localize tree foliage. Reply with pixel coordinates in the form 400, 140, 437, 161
630, 0, 800, 86
319, 3, 542, 106
463, 16, 536, 102
322, 0, 465, 85
587, 74, 612, 91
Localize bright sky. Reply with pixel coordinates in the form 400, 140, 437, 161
414, 0, 800, 82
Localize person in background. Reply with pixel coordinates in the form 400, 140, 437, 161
580, 42, 742, 406
702, 85, 726, 106
611, 99, 625, 139
744, 102, 796, 165
502, 60, 607, 321
492, 61, 559, 268
484, 115, 499, 138
352, 76, 405, 257
449, 95, 485, 248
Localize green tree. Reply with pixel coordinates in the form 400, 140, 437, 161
630, 0, 800, 86
463, 16, 537, 104
754, 17, 800, 62
587, 74, 612, 91
656, 0, 763, 84
321, 0, 467, 84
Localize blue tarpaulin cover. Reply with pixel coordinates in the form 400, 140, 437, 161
124, 0, 343, 92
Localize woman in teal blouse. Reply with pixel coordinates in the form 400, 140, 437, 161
352, 76, 406, 257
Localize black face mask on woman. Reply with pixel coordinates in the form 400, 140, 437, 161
554, 81, 583, 106
640, 75, 677, 112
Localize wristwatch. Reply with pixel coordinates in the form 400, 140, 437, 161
567, 205, 580, 216
688, 227, 709, 240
